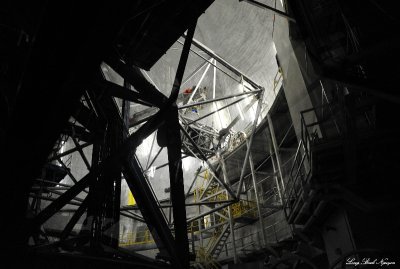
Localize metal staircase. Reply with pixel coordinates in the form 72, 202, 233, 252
283, 80, 378, 227
208, 224, 231, 260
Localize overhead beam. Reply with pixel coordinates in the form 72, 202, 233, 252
178, 89, 261, 109
47, 142, 91, 162
104, 56, 167, 108
184, 95, 250, 126
93, 79, 153, 107
239, 0, 296, 22
182, 36, 262, 90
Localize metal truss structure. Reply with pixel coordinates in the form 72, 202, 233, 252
3, 1, 400, 269
10, 6, 294, 268
1, 1, 215, 268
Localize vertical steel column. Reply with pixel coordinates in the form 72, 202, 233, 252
269, 142, 283, 205
249, 152, 266, 247
165, 21, 197, 269
198, 206, 204, 247
88, 117, 103, 249
220, 156, 238, 264
89, 92, 124, 249
213, 59, 223, 128
267, 113, 285, 194
236, 88, 265, 197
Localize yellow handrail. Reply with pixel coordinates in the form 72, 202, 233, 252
231, 200, 257, 219
119, 229, 154, 247
197, 247, 220, 269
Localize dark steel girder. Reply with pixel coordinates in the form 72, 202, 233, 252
93, 79, 154, 107
60, 196, 89, 241
72, 102, 100, 133
62, 123, 93, 143
31, 102, 165, 227
162, 20, 197, 269
104, 56, 167, 108
122, 154, 181, 266
47, 142, 91, 162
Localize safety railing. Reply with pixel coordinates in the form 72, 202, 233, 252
205, 225, 224, 250
119, 229, 154, 247
264, 217, 292, 243
231, 199, 257, 219
283, 81, 346, 221
282, 138, 310, 220
221, 216, 291, 255
197, 247, 221, 269
120, 223, 204, 247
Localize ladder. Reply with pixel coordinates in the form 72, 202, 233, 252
208, 224, 231, 260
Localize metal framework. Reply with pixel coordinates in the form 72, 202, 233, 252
15, 5, 293, 269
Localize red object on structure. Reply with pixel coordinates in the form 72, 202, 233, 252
183, 88, 193, 94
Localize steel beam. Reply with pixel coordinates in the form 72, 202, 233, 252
181, 58, 212, 88
122, 154, 181, 267
94, 80, 153, 107
185, 166, 202, 199
249, 153, 266, 247
104, 57, 167, 108
267, 113, 285, 194
220, 95, 258, 136
177, 39, 248, 88
62, 124, 93, 143
178, 88, 261, 110
29, 194, 82, 207
72, 103, 99, 133
32, 97, 167, 229
60, 196, 89, 241
145, 146, 163, 171
163, 21, 197, 268
56, 158, 79, 186
84, 90, 124, 249
212, 58, 224, 128
179, 125, 236, 198
268, 141, 283, 205
149, 155, 190, 172
239, 0, 296, 22
187, 200, 236, 223
220, 156, 238, 264
181, 37, 262, 90
32, 173, 91, 227
198, 189, 227, 203
145, 133, 157, 169
235, 89, 265, 197
129, 107, 159, 128
197, 165, 218, 200
279, 123, 294, 147
184, 95, 250, 126
71, 134, 91, 171
185, 62, 212, 107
